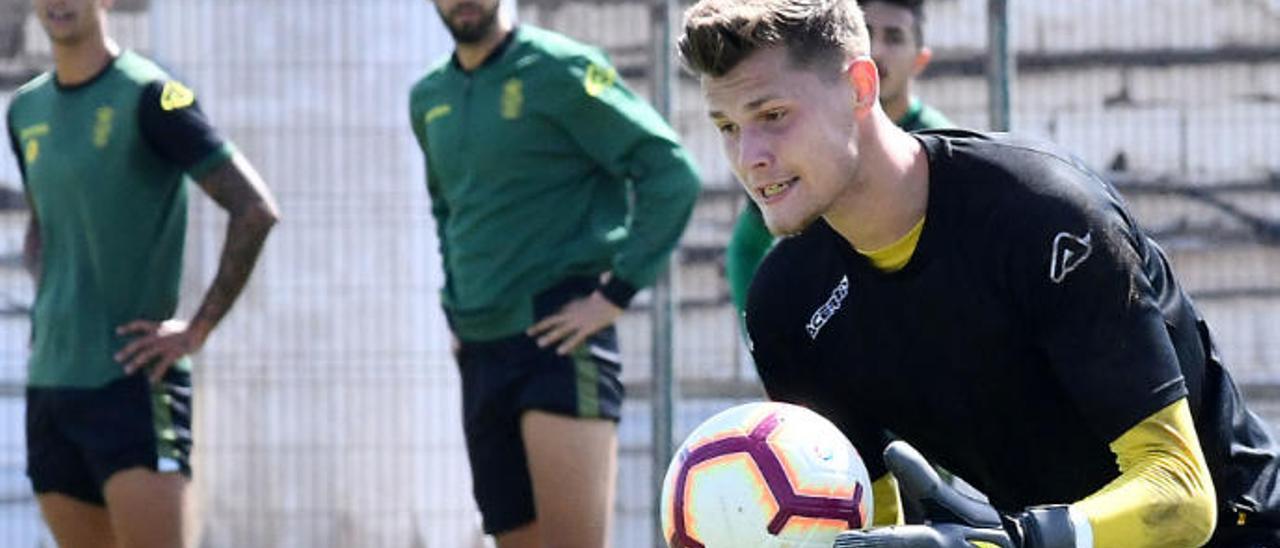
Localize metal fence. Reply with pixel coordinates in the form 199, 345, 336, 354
1, 1, 1278, 547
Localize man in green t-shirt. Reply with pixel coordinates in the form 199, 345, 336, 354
6, 0, 279, 545
410, 0, 700, 545
726, 0, 952, 316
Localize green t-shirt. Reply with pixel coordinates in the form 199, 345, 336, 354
7, 50, 234, 388
726, 97, 953, 316
410, 26, 701, 341
896, 97, 954, 133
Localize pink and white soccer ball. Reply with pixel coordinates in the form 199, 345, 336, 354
660, 401, 874, 548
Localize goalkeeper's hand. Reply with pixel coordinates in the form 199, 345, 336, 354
833, 441, 1076, 548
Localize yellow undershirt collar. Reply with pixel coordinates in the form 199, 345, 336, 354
859, 216, 926, 272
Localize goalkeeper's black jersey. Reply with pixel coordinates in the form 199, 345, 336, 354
745, 130, 1280, 521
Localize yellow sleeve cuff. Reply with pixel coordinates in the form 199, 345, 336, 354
1073, 398, 1216, 547
872, 472, 905, 526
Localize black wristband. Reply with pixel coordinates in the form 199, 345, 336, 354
597, 276, 639, 309
1003, 505, 1075, 548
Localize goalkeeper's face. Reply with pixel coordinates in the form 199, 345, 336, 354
701, 47, 868, 237
434, 0, 501, 45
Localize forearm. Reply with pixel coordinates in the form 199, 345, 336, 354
190, 155, 279, 340
1072, 399, 1216, 548
846, 421, 1213, 548
189, 205, 275, 337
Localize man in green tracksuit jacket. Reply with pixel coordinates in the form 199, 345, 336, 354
409, 0, 700, 544
726, 0, 952, 317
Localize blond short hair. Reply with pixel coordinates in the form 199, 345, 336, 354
678, 0, 870, 78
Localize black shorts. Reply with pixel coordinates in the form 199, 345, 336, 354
456, 277, 625, 535
26, 369, 193, 505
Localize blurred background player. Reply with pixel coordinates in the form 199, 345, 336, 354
861, 0, 950, 131
680, 0, 1280, 545
5, 0, 279, 546
409, 0, 700, 546
725, 0, 952, 319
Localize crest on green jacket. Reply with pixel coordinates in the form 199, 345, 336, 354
583, 63, 615, 97
502, 78, 523, 119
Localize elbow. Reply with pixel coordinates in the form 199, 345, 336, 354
254, 201, 281, 229
1149, 478, 1217, 548
652, 159, 701, 207
648, 143, 702, 203
239, 200, 281, 233
1178, 448, 1218, 547
678, 163, 702, 202
260, 200, 282, 227
683, 178, 702, 211
1179, 482, 1217, 548
670, 169, 701, 221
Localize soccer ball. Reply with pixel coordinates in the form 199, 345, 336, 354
660, 401, 873, 548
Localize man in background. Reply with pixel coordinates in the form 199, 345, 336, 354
410, 0, 700, 545
7, 0, 280, 546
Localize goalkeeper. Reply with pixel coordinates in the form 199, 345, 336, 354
677, 0, 1280, 546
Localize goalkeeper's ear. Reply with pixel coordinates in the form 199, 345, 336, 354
882, 441, 1002, 529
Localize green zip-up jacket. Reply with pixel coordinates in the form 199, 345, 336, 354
410, 26, 700, 341
7, 50, 234, 388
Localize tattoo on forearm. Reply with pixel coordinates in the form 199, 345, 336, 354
192, 156, 279, 332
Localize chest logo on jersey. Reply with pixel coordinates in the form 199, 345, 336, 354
501, 78, 523, 120
19, 123, 48, 165
425, 104, 452, 125
24, 139, 39, 164
1049, 230, 1092, 283
805, 275, 849, 340
93, 107, 115, 148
